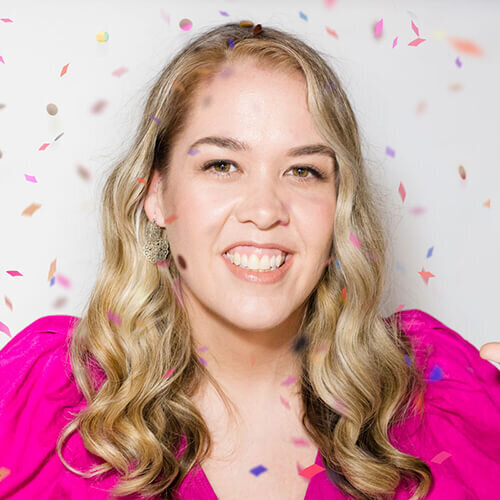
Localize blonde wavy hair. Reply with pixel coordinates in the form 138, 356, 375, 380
56, 21, 433, 500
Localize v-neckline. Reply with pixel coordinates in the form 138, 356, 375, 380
194, 448, 323, 500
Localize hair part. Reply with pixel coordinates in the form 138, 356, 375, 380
56, 21, 433, 499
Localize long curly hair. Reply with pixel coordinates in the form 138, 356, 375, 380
56, 21, 433, 499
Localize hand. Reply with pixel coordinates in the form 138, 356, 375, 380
479, 342, 500, 364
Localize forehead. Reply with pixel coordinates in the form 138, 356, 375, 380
180, 61, 325, 152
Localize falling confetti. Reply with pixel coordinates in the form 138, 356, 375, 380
112, 66, 128, 77
177, 255, 187, 270
0, 56, 5, 64
411, 20, 420, 36
219, 11, 229, 17
60, 63, 69, 77
249, 465, 267, 477
24, 174, 37, 183
228, 37, 235, 50
404, 354, 411, 366
455, 57, 462, 68
252, 24, 262, 36
0, 322, 12, 338
179, 18, 192, 31
6, 270, 23, 277
107, 310, 122, 326
39, 143, 50, 151
299, 12, 308, 22
375, 18, 383, 37
163, 368, 176, 378
408, 38, 426, 47
0, 466, 11, 482
398, 182, 406, 203
449, 83, 463, 92
152, 115, 161, 124
385, 146, 395, 158
137, 177, 146, 184
299, 463, 325, 479
431, 451, 452, 464
280, 395, 290, 410
77, 164, 91, 180
172, 277, 184, 307
198, 355, 207, 366
160, 9, 170, 24
426, 247, 434, 258
197, 346, 209, 352
0, 18, 13, 23
96, 31, 109, 43
392, 37, 398, 48
428, 364, 444, 381
324, 0, 336, 7
325, 26, 338, 39
48, 259, 57, 281
4, 296, 13, 311
21, 203, 42, 216
281, 375, 297, 386
447, 37, 483, 56
187, 148, 200, 156
91, 100, 107, 114
418, 268, 435, 284
291, 437, 310, 447
483, 199, 491, 208
55, 273, 71, 289
416, 100, 427, 114
164, 214, 178, 224
458, 165, 466, 180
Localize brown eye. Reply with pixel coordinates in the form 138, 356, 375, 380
292, 167, 309, 178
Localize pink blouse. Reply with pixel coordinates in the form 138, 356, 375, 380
0, 309, 498, 499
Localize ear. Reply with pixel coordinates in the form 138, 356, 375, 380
143, 169, 165, 227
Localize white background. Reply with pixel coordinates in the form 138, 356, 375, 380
1, 0, 499, 358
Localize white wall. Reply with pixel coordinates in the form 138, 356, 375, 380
1, 0, 499, 354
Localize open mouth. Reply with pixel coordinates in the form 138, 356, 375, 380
222, 251, 291, 273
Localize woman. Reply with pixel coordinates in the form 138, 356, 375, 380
0, 21, 499, 500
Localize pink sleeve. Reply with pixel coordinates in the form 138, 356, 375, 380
390, 309, 500, 499
0, 315, 141, 499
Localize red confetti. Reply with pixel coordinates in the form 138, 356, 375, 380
448, 37, 483, 56
164, 214, 178, 224
163, 368, 176, 378
60, 63, 69, 77
398, 182, 406, 203
325, 26, 338, 39
418, 268, 435, 285
39, 143, 50, 151
91, 99, 108, 114
299, 463, 325, 479
4, 296, 13, 311
408, 38, 426, 47
137, 177, 146, 184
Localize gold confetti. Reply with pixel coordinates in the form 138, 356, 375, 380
21, 203, 42, 216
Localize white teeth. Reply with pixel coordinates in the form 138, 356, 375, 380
224, 251, 287, 272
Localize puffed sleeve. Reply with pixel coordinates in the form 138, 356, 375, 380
0, 315, 136, 499
388, 309, 500, 499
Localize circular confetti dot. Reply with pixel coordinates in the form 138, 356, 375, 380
177, 255, 187, 270
179, 18, 192, 31
46, 103, 58, 116
96, 31, 109, 43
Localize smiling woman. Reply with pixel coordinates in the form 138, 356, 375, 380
1, 20, 499, 500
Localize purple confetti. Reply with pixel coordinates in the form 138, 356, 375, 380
249, 465, 267, 477
198, 356, 207, 366
228, 36, 235, 50
455, 57, 462, 68
152, 115, 161, 124
187, 148, 200, 156
385, 146, 395, 158
219, 10, 229, 17
428, 364, 444, 382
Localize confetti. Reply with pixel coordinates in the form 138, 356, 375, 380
458, 165, 466, 180
55, 273, 71, 289
408, 38, 426, 47
375, 18, 383, 37
177, 255, 187, 270
0, 18, 13, 23
404, 354, 411, 366
21, 203, 42, 216
107, 310, 122, 326
4, 296, 13, 311
385, 146, 395, 158
60, 63, 69, 77
428, 364, 444, 382
299, 463, 325, 479
219, 11, 229, 17
447, 37, 483, 56
239, 21, 254, 28
198, 355, 207, 366
187, 148, 200, 156
483, 199, 491, 208
137, 177, 146, 184
96, 31, 109, 43
197, 346, 209, 352
77, 164, 91, 180
280, 395, 290, 410
228, 37, 235, 50
112, 66, 128, 77
349, 231, 361, 249
455, 57, 462, 68
409, 206, 426, 215
291, 437, 310, 447
449, 83, 462, 92
0, 56, 4, 64
91, 100, 107, 114
324, 0, 336, 7
163, 368, 176, 378
299, 11, 308, 21
416, 100, 427, 114
48, 259, 57, 281
398, 182, 406, 203
418, 268, 435, 284
39, 143, 50, 151
426, 247, 434, 258
0, 322, 12, 338
6, 270, 23, 277
411, 20, 420, 36
179, 18, 192, 31
164, 214, 179, 224
152, 115, 161, 124
392, 36, 398, 48
54, 132, 64, 141
341, 287, 347, 301
281, 375, 297, 386
172, 277, 184, 307
249, 465, 267, 477
325, 26, 338, 39
24, 174, 37, 183
431, 451, 452, 464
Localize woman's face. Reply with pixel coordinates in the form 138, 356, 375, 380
146, 60, 337, 332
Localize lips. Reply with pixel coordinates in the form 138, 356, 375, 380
221, 240, 294, 255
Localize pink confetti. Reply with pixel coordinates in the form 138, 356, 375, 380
280, 395, 290, 410
60, 63, 69, 77
385, 146, 395, 157
91, 99, 107, 114
6, 270, 23, 277
291, 437, 310, 447
0, 56, 4, 64
198, 355, 207, 366
392, 37, 398, 48
24, 174, 37, 183
431, 451, 452, 464
408, 38, 426, 47
55, 273, 72, 289
324, 0, 336, 7
163, 368, 176, 378
0, 321, 11, 338
0, 18, 13, 23
409, 206, 426, 215
4, 296, 13, 311
325, 26, 338, 39
112, 66, 128, 77
375, 18, 383, 37
39, 143, 50, 151
411, 20, 420, 36
197, 346, 209, 352
299, 463, 325, 479
398, 182, 406, 203
281, 375, 297, 387
349, 231, 361, 250
172, 277, 184, 307
107, 310, 122, 326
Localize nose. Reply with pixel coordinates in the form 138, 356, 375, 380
234, 173, 290, 229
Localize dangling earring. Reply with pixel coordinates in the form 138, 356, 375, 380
143, 217, 170, 263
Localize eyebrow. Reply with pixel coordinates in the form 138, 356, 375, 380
187, 136, 336, 161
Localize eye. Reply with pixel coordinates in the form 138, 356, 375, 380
201, 160, 326, 182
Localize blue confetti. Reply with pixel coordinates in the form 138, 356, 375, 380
228, 37, 234, 50
49, 276, 55, 287
428, 364, 444, 382
426, 246, 434, 258
335, 258, 341, 270
299, 11, 308, 21
404, 354, 411, 366
250, 465, 267, 476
